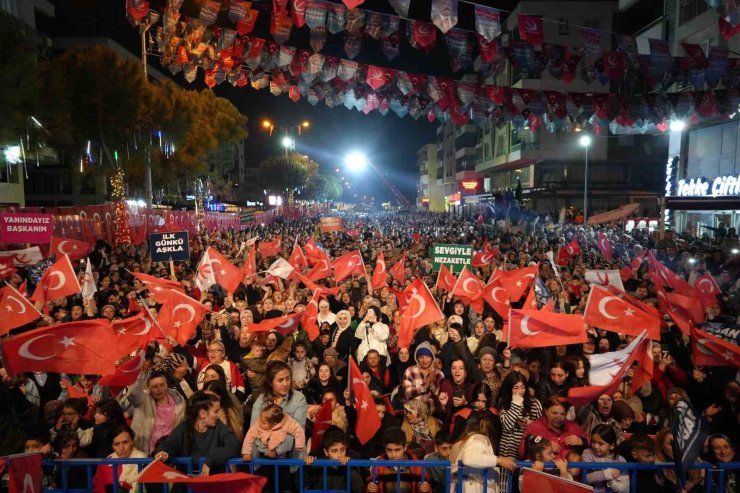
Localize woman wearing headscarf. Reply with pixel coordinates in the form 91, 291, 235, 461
330, 309, 357, 362
355, 305, 390, 366
401, 397, 442, 457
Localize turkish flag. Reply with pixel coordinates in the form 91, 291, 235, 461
631, 250, 646, 271
30, 254, 82, 304
435, 264, 457, 292
310, 399, 334, 453
518, 14, 544, 46
306, 250, 332, 281
647, 252, 693, 294
266, 258, 295, 279
49, 236, 90, 261
507, 309, 587, 349
111, 310, 157, 358
0, 319, 118, 376
472, 250, 496, 268
667, 291, 705, 325
0, 284, 42, 336
482, 279, 510, 320
301, 290, 320, 341
156, 289, 208, 346
99, 350, 147, 388
135, 459, 267, 492
349, 357, 381, 444
398, 278, 445, 348
303, 237, 323, 264
520, 465, 592, 493
8, 453, 42, 493
291, 0, 306, 27
497, 264, 539, 301
451, 267, 484, 313
693, 272, 721, 308
557, 247, 572, 266
288, 241, 308, 270
584, 285, 661, 340
248, 312, 303, 335
691, 326, 740, 367
259, 237, 282, 258
596, 232, 613, 261
242, 246, 257, 278
206, 247, 245, 293
131, 271, 183, 294
195, 249, 217, 292
523, 284, 539, 310
371, 251, 388, 290
332, 250, 364, 283
566, 238, 582, 256
296, 274, 339, 297
389, 254, 406, 283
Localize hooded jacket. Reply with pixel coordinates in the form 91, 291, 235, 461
402, 342, 445, 412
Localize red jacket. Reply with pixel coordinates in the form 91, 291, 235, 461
367, 449, 425, 493
519, 415, 589, 459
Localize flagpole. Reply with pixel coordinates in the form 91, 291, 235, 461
136, 295, 169, 340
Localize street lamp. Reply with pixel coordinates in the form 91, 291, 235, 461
345, 151, 368, 173
282, 136, 294, 149
669, 119, 686, 133
579, 135, 592, 225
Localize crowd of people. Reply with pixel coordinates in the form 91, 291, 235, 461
0, 210, 738, 493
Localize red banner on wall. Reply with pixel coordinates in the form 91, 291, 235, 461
319, 216, 344, 232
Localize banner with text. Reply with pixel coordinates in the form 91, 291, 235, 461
430, 243, 473, 273
149, 231, 190, 262
319, 216, 344, 233
0, 213, 54, 244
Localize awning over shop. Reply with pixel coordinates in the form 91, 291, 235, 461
665, 196, 740, 211
587, 203, 641, 225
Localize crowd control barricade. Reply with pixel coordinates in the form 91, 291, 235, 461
33, 457, 740, 493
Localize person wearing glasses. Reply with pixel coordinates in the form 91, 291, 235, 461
195, 341, 245, 399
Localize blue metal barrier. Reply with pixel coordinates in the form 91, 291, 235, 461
37, 458, 740, 493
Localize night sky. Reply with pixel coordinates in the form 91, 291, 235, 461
41, 0, 525, 202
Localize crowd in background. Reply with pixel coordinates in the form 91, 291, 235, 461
0, 211, 738, 493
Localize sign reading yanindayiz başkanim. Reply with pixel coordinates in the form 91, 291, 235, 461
430, 243, 473, 273
149, 231, 190, 262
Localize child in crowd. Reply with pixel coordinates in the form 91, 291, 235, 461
423, 431, 453, 493
242, 403, 305, 460
624, 433, 661, 493
304, 428, 365, 491
566, 450, 583, 482
582, 424, 630, 493
525, 435, 572, 479
367, 427, 431, 493
287, 341, 315, 392
240, 338, 267, 392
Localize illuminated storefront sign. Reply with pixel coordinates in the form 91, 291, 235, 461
676, 174, 740, 197
461, 181, 478, 190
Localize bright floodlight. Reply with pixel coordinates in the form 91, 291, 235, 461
282, 137, 294, 148
669, 120, 686, 132
345, 151, 368, 173
579, 135, 592, 147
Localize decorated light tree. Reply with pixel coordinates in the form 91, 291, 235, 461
111, 167, 131, 245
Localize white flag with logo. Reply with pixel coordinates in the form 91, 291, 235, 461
545, 250, 560, 280
195, 249, 217, 292
267, 257, 295, 279
82, 258, 97, 300
585, 269, 624, 292
587, 330, 646, 385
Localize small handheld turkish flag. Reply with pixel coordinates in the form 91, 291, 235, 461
0, 284, 42, 336
435, 264, 457, 292
349, 357, 381, 444
8, 453, 42, 493
311, 400, 334, 453
30, 254, 81, 304
371, 250, 388, 290
398, 278, 445, 348
389, 254, 406, 283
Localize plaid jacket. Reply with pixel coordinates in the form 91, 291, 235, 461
403, 365, 445, 411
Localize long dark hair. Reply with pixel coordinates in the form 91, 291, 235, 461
497, 372, 534, 412
95, 398, 126, 428
456, 411, 498, 451
261, 360, 293, 408
203, 380, 235, 412
203, 364, 227, 385
184, 391, 219, 454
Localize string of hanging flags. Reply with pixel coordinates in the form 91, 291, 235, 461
125, 0, 740, 134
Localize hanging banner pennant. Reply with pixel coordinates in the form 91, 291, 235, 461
445, 29, 467, 57
477, 35, 499, 63
431, 0, 458, 34
305, 0, 327, 29
327, 2, 346, 33
412, 21, 437, 48
345, 8, 365, 33
383, 15, 400, 36
288, 85, 301, 101
706, 46, 729, 87
341, 0, 364, 9
228, 1, 249, 23
382, 31, 402, 60
236, 7, 258, 34
518, 14, 543, 46
310, 25, 327, 52
388, 0, 410, 17
602, 51, 626, 80
199, 0, 220, 26
337, 59, 358, 80
366, 65, 388, 90
475, 5, 501, 41
273, 0, 289, 20
343, 32, 362, 59
270, 14, 293, 44
291, 0, 307, 27
278, 45, 296, 66
365, 13, 383, 39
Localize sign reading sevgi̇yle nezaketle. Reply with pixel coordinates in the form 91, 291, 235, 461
149, 231, 189, 262
430, 243, 473, 273
0, 213, 54, 244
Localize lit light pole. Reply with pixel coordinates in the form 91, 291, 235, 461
579, 134, 592, 225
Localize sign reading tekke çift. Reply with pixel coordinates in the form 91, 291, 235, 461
149, 231, 190, 262
430, 243, 473, 273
